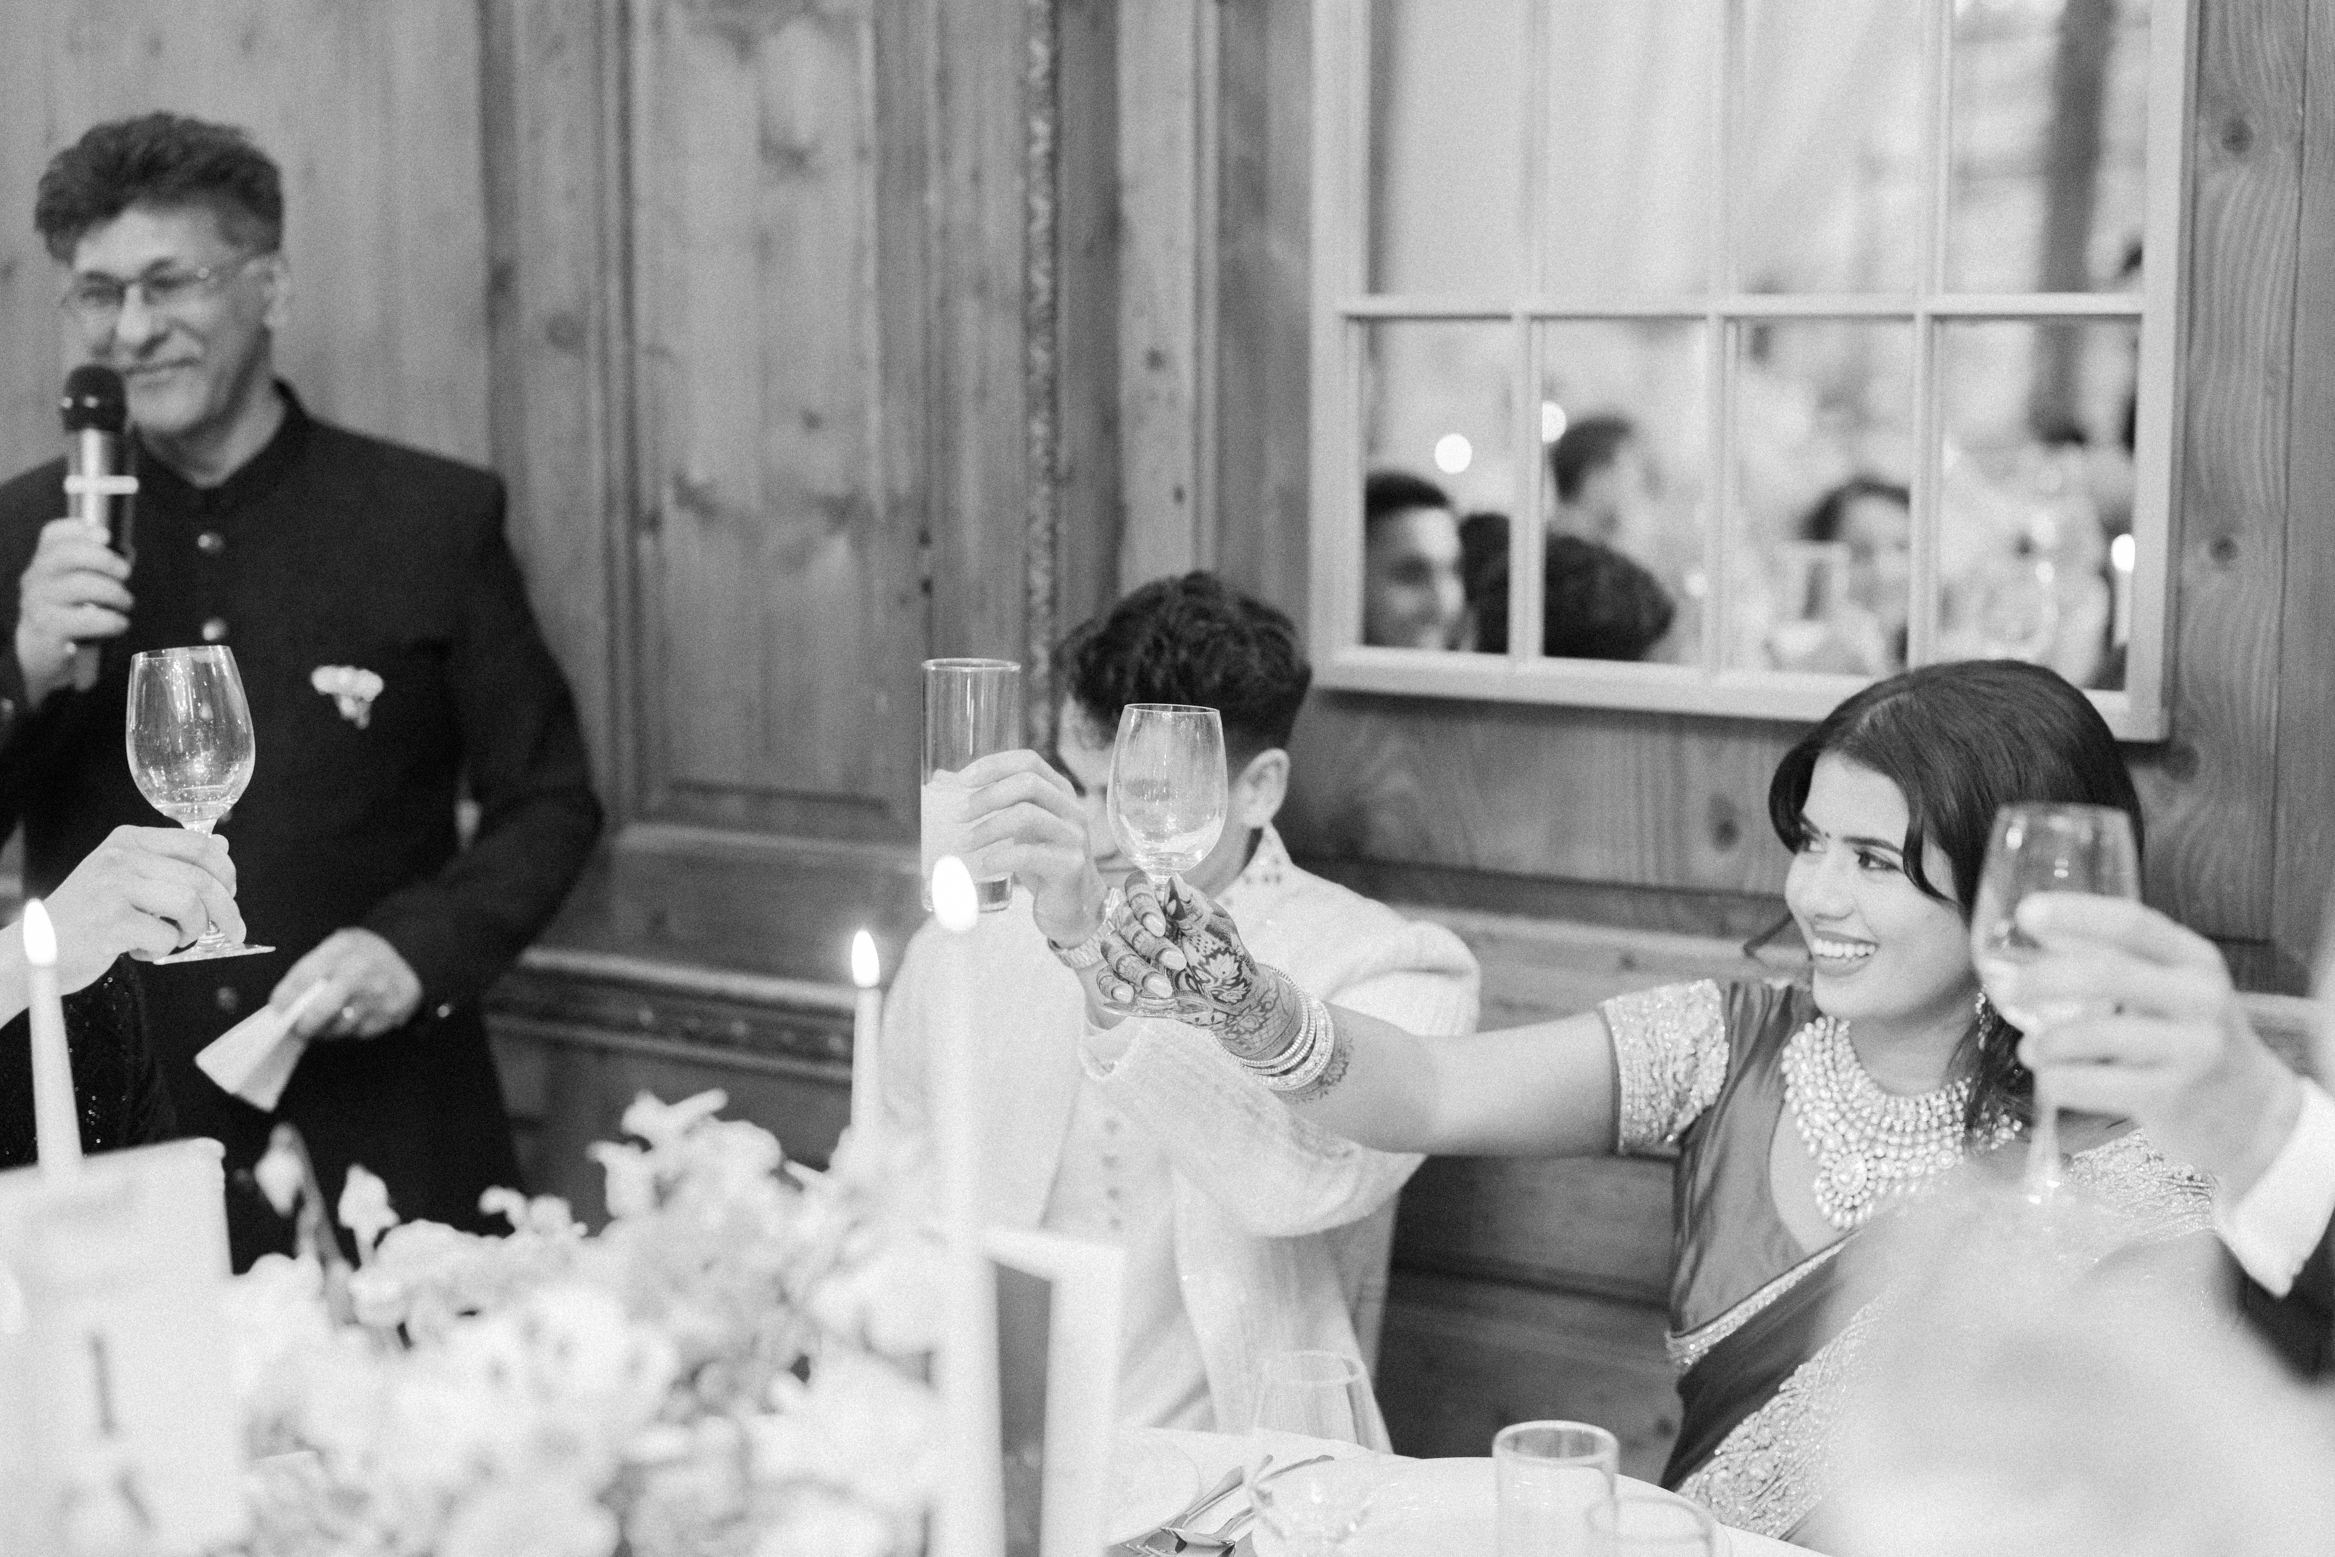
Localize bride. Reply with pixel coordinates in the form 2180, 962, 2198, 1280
1082, 659, 2213, 1542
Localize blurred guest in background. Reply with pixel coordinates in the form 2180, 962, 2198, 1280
1549, 412, 1663, 556
1463, 509, 1676, 662
1361, 470, 1469, 649
882, 572, 1479, 1432
0, 114, 601, 1263
1767, 476, 1911, 676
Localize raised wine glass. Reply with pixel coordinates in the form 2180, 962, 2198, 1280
1969, 803, 2140, 1197
126, 645, 272, 961
1107, 704, 1227, 1007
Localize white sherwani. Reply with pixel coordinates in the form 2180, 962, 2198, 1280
881, 826, 1479, 1431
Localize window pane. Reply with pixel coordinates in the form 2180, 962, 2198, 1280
1531, 320, 1708, 663
1735, 0, 1927, 294
1540, 1, 1719, 295
1725, 320, 1917, 676
1947, 0, 2152, 293
1360, 320, 1516, 654
1936, 318, 2138, 689
1369, 0, 1530, 294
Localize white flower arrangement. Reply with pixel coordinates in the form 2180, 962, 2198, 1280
227, 1093, 944, 1557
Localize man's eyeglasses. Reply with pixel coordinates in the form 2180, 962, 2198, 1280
57, 254, 268, 328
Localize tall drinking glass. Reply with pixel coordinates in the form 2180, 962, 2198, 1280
126, 645, 271, 961
1969, 802, 2141, 1196
1583, 1490, 1717, 1557
1495, 1421, 1618, 1557
921, 658, 1022, 913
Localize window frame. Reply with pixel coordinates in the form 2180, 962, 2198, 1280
1308, 0, 2193, 737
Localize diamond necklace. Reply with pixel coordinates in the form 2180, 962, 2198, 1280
1781, 1016, 1972, 1230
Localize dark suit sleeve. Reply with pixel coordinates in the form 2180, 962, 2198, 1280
2237, 1220, 2335, 1379
359, 488, 603, 1007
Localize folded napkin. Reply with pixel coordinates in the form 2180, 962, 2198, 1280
195, 984, 329, 1112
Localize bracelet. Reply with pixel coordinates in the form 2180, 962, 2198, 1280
1248, 995, 1337, 1094
1046, 888, 1121, 971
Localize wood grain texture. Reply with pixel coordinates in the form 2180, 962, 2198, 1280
927, 0, 1035, 663
480, 0, 629, 809
2273, 0, 2335, 984
0, 0, 490, 478
1052, 0, 1125, 642
1116, 0, 1208, 589
2122, 0, 2304, 948
1377, 1270, 1676, 1477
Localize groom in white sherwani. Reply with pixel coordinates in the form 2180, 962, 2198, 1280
882, 572, 1479, 1432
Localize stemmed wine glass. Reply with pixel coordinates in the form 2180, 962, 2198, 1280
1107, 704, 1227, 1005
126, 645, 272, 961
1969, 803, 2140, 1197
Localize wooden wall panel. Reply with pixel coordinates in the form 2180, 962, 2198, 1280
0, 0, 489, 479
630, 0, 915, 837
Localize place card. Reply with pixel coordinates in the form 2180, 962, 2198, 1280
987, 1226, 1123, 1557
0, 1138, 246, 1555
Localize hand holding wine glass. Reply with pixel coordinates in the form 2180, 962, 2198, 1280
1107, 704, 1226, 1009
125, 645, 272, 961
1968, 803, 2140, 1196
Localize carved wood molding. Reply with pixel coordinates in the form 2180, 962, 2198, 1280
1024, 0, 1062, 749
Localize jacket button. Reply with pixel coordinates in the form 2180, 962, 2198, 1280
200, 617, 228, 643
197, 530, 225, 555
215, 986, 240, 1014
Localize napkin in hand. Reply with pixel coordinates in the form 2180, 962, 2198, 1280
195, 983, 328, 1112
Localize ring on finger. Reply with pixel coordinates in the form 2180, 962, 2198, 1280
339, 1004, 361, 1029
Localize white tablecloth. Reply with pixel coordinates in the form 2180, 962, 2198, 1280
1122, 1428, 1806, 1556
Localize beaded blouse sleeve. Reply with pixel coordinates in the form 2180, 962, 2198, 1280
1601, 979, 1731, 1155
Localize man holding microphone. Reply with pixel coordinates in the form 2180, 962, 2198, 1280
0, 113, 600, 1263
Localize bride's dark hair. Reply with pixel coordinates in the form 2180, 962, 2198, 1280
1764, 659, 2144, 1140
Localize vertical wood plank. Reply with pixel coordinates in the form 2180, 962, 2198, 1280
2125, 0, 2303, 946
926, 0, 1032, 663
1052, 0, 1123, 646
2276, 0, 2335, 985
480, 0, 628, 810
0, 0, 490, 478
1116, 0, 1206, 589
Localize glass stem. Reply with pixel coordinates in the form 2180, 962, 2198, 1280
2025, 1077, 2063, 1198
181, 817, 226, 946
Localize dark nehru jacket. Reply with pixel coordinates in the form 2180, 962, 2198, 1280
0, 385, 601, 1263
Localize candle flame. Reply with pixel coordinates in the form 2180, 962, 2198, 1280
22, 899, 55, 967
931, 856, 980, 934
850, 928, 881, 988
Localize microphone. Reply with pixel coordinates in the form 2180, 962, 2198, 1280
59, 364, 138, 692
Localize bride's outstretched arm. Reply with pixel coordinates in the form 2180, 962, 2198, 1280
1105, 876, 1621, 1158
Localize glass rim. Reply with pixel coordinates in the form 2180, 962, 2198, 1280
130, 644, 238, 664
1493, 1419, 1619, 1461
921, 656, 1020, 672
1582, 1488, 1717, 1534
1117, 701, 1220, 717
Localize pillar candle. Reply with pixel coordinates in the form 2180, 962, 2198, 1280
849, 929, 883, 1141
23, 899, 80, 1172
929, 856, 1002, 1557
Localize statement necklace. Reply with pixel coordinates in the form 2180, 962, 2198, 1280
1781, 1016, 1971, 1230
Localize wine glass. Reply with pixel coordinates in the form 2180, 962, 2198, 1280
1969, 803, 2140, 1197
1248, 1352, 1385, 1557
126, 646, 272, 961
1107, 704, 1227, 1006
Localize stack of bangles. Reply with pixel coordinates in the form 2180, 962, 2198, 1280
1242, 987, 1337, 1093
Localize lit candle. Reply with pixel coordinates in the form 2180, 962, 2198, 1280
2109, 531, 2136, 649
929, 856, 1001, 1557
23, 899, 81, 1172
849, 929, 883, 1141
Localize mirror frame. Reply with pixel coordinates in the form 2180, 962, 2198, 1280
1308, 0, 2193, 737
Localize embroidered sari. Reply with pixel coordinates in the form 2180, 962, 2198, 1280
1603, 979, 2214, 1543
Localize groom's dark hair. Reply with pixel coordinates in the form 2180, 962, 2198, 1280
1055, 572, 1311, 765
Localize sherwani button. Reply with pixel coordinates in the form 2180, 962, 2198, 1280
197, 530, 226, 555
201, 617, 228, 642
